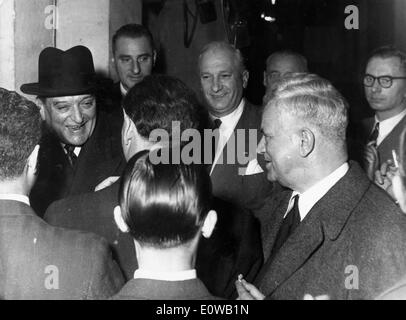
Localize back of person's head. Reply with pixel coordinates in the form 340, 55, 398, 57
266, 50, 308, 72
117, 150, 213, 249
123, 74, 204, 141
266, 73, 349, 150
367, 45, 406, 73
0, 88, 41, 180
112, 23, 155, 53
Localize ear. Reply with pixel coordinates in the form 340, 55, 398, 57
263, 71, 268, 87
35, 98, 46, 121
201, 210, 217, 239
114, 206, 130, 233
26, 145, 40, 173
242, 70, 249, 89
298, 128, 315, 158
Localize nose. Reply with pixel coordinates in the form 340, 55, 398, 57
131, 60, 140, 74
370, 79, 381, 93
211, 77, 222, 93
71, 105, 83, 124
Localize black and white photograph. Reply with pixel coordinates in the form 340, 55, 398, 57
1, 0, 406, 304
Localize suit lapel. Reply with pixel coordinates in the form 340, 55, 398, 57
257, 161, 371, 297
378, 114, 406, 161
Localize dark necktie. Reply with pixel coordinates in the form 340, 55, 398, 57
367, 122, 380, 147
64, 145, 78, 168
269, 195, 301, 260
212, 119, 222, 164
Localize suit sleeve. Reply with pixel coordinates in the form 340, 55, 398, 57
85, 237, 125, 300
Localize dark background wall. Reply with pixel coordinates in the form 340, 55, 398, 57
143, 0, 406, 123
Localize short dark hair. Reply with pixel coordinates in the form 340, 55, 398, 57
367, 45, 406, 75
112, 24, 154, 54
123, 74, 203, 140
119, 150, 212, 248
0, 88, 41, 179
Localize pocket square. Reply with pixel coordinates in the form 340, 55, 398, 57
238, 158, 264, 176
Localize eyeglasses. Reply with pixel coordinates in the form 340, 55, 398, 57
363, 74, 406, 88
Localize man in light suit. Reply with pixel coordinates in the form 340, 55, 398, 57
111, 151, 221, 300
45, 75, 263, 299
359, 46, 406, 181
0, 88, 124, 300
198, 41, 273, 212
236, 73, 406, 300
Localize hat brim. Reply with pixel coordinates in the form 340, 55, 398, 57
20, 83, 96, 97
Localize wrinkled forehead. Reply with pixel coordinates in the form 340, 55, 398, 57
199, 48, 240, 71
46, 94, 95, 105
366, 56, 405, 76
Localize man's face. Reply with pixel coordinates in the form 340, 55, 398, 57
114, 36, 156, 91
364, 57, 406, 119
264, 55, 305, 90
41, 94, 96, 146
257, 105, 300, 188
199, 49, 248, 117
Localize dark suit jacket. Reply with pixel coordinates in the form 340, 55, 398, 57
362, 115, 406, 165
44, 182, 263, 299
0, 200, 124, 300
349, 114, 406, 167
111, 278, 222, 300
210, 100, 273, 212
30, 109, 125, 217
254, 161, 406, 300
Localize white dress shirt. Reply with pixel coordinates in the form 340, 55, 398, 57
375, 108, 406, 146
210, 99, 245, 174
120, 82, 128, 97
133, 268, 197, 281
284, 162, 350, 221
0, 194, 30, 206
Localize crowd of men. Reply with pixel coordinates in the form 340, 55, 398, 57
1, 23, 406, 300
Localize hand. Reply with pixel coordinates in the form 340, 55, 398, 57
235, 276, 265, 300
364, 143, 379, 181
95, 176, 120, 192
374, 160, 398, 201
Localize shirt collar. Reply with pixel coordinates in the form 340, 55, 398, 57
120, 82, 128, 97
375, 108, 406, 146
0, 194, 30, 206
210, 99, 245, 132
287, 162, 349, 221
133, 269, 197, 281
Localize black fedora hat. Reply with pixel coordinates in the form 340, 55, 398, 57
21, 46, 96, 97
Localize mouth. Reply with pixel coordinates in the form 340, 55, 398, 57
66, 123, 86, 133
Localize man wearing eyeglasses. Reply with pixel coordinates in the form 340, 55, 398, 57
361, 46, 406, 181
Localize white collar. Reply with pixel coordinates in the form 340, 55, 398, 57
286, 162, 349, 221
133, 269, 197, 281
375, 108, 406, 146
120, 82, 128, 97
210, 98, 245, 132
0, 194, 30, 206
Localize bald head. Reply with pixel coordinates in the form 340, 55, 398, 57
264, 51, 308, 90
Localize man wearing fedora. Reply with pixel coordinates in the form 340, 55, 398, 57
21, 46, 125, 217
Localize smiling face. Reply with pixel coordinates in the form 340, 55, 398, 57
40, 94, 96, 146
364, 57, 406, 120
199, 48, 249, 117
114, 36, 156, 91
257, 104, 301, 189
